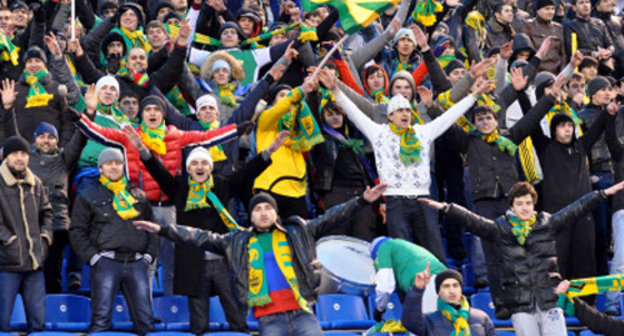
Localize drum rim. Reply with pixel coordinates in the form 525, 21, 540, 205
316, 235, 375, 288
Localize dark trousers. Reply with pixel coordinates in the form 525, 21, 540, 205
257, 190, 309, 219
321, 185, 378, 242
385, 196, 447, 265
592, 172, 613, 275
90, 258, 153, 336
188, 259, 248, 334
473, 198, 508, 311
43, 230, 83, 293
0, 270, 45, 332
556, 213, 598, 282
436, 148, 468, 259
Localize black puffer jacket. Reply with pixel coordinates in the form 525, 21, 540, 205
0, 162, 54, 272
159, 196, 370, 311
445, 190, 606, 314
69, 180, 158, 264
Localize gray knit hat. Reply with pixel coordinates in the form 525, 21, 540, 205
98, 148, 124, 167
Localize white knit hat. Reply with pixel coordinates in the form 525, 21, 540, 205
196, 95, 218, 112
186, 147, 213, 171
393, 28, 417, 47
95, 75, 120, 95
387, 94, 412, 114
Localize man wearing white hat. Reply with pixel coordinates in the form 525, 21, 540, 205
126, 124, 289, 334
320, 68, 490, 264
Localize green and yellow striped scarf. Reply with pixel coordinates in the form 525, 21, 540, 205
0, 32, 19, 65
100, 174, 140, 220
389, 122, 422, 165
411, 0, 444, 26
477, 129, 517, 156
279, 92, 324, 152
97, 101, 129, 124
199, 120, 227, 162
185, 175, 239, 230
214, 83, 238, 107
507, 212, 537, 245
558, 274, 624, 315
23, 70, 54, 108
438, 296, 471, 336
140, 120, 167, 155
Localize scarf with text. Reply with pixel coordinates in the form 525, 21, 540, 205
279, 93, 324, 152
557, 274, 624, 315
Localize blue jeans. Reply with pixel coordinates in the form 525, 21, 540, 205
90, 258, 153, 335
0, 270, 45, 332
607, 209, 624, 312
385, 196, 447, 264
257, 310, 322, 336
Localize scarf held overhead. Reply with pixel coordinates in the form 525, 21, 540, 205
278, 92, 324, 152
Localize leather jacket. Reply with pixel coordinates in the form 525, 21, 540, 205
159, 196, 370, 311
521, 17, 566, 74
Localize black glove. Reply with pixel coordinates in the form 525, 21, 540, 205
236, 120, 253, 135
373, 308, 385, 322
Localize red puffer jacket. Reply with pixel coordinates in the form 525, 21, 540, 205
75, 114, 238, 201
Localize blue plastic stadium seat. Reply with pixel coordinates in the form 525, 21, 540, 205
208, 297, 229, 331
314, 294, 375, 329
323, 333, 362, 336
461, 264, 476, 295
88, 332, 138, 336
152, 267, 164, 297
0, 333, 19, 336
579, 330, 604, 336
496, 332, 515, 336
200, 333, 251, 335
111, 296, 134, 331
153, 296, 189, 331
73, 265, 91, 294
10, 294, 26, 331
30, 332, 82, 336
146, 332, 195, 336
367, 293, 403, 321
45, 294, 91, 331
246, 310, 257, 331
469, 292, 513, 327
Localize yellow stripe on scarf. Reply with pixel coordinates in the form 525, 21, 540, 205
272, 230, 311, 313
99, 175, 140, 220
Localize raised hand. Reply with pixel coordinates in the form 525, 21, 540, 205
363, 184, 388, 203
389, 17, 401, 35
571, 50, 583, 68
500, 41, 513, 60
469, 57, 497, 79
84, 84, 98, 114
549, 75, 567, 101
607, 101, 621, 116
268, 64, 286, 82
418, 197, 448, 210
44, 32, 62, 58
471, 77, 493, 97
266, 130, 289, 154
302, 75, 319, 94
318, 67, 338, 91
206, 0, 226, 11
1, 79, 17, 109
123, 125, 145, 150
535, 36, 552, 60
416, 85, 434, 108
411, 24, 430, 51
176, 19, 192, 46
68, 38, 84, 57
284, 41, 298, 62
133, 220, 162, 233
414, 262, 431, 289
554, 280, 570, 295
510, 67, 528, 91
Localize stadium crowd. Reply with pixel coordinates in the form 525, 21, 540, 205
2, 0, 624, 334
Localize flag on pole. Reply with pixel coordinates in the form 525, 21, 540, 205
301, 0, 401, 34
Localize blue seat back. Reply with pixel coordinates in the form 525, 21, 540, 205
315, 294, 369, 322
46, 294, 91, 323
153, 296, 189, 323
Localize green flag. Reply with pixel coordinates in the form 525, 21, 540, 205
301, 0, 401, 34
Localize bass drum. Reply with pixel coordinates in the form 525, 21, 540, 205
316, 235, 376, 296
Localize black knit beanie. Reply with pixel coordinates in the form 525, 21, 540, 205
587, 76, 611, 98
3, 136, 30, 159
435, 269, 464, 294
249, 192, 278, 213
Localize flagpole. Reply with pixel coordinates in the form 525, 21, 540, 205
310, 34, 349, 80
71, 0, 76, 40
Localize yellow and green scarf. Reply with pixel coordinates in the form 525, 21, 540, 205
0, 32, 19, 65
199, 120, 227, 162
394, 60, 413, 75
247, 229, 311, 313
389, 123, 422, 165
557, 274, 624, 315
112, 26, 151, 52
23, 70, 54, 108
298, 22, 318, 43
140, 120, 167, 155
369, 319, 408, 334
508, 212, 537, 245
167, 86, 191, 116
372, 89, 389, 104
465, 11, 487, 46
318, 87, 335, 111
477, 129, 517, 156
437, 90, 475, 132
97, 101, 130, 124
117, 67, 150, 87
411, 107, 425, 125
185, 176, 240, 230
278, 92, 324, 152
438, 296, 471, 336
411, 0, 444, 27
214, 83, 238, 107
438, 54, 456, 69
99, 174, 140, 220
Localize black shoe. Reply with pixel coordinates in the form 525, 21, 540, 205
474, 278, 489, 289
495, 307, 511, 320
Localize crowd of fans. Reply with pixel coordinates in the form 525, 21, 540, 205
1, 0, 624, 334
